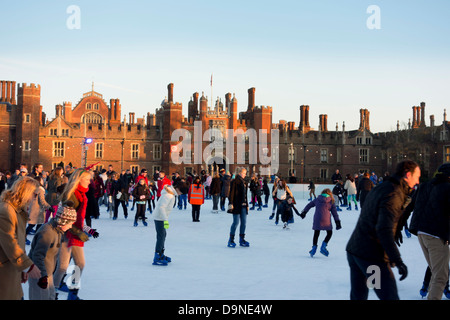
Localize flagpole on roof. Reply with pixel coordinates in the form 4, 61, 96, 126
210, 73, 213, 109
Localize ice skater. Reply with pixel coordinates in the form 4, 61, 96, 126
278, 196, 299, 229
152, 184, 179, 266
132, 178, 152, 227
28, 202, 77, 300
300, 188, 342, 257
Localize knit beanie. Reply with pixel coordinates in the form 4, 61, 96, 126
55, 200, 77, 226
438, 163, 450, 176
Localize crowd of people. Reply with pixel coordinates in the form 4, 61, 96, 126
0, 160, 449, 301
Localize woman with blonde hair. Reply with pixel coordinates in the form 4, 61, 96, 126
53, 168, 99, 300
0, 176, 41, 299
300, 188, 342, 257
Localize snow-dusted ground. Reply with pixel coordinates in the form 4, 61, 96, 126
22, 184, 439, 300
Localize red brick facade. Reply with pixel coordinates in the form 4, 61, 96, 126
1, 79, 449, 181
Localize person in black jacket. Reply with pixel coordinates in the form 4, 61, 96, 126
331, 169, 342, 184
262, 178, 270, 208
356, 172, 374, 209
227, 167, 250, 247
278, 196, 299, 229
346, 160, 421, 300
132, 178, 151, 226
220, 171, 232, 211
249, 174, 262, 211
111, 173, 128, 220
176, 178, 189, 210
407, 163, 450, 300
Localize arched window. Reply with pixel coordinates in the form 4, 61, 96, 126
81, 112, 103, 124
86, 103, 92, 110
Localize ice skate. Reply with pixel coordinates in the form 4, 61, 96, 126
309, 245, 317, 257
152, 252, 168, 266
320, 242, 329, 257
239, 234, 250, 247
227, 234, 236, 248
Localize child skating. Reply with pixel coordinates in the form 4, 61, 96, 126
300, 188, 342, 257
132, 178, 152, 227
278, 196, 300, 229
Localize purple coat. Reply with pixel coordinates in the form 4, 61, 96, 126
303, 195, 340, 231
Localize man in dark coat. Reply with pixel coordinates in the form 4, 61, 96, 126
408, 163, 450, 300
220, 172, 232, 211
331, 169, 342, 184
227, 168, 249, 247
356, 172, 374, 209
346, 160, 421, 300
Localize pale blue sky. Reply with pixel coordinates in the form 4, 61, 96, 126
1, 0, 450, 132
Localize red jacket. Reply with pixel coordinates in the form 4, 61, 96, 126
66, 185, 88, 248
135, 174, 149, 186
157, 176, 171, 197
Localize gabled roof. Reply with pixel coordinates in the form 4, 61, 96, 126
43, 115, 77, 129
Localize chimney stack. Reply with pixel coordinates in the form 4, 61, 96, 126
359, 109, 370, 131
168, 83, 174, 104
248, 87, 255, 111
0, 81, 5, 102
299, 105, 311, 132
420, 102, 426, 127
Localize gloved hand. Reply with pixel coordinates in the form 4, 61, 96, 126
396, 261, 408, 281
335, 220, 342, 230
299, 211, 307, 219
394, 229, 403, 247
69, 226, 89, 242
38, 276, 48, 289
88, 229, 99, 238
164, 221, 170, 229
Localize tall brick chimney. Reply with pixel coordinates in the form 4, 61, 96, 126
319, 114, 328, 132
248, 87, 255, 111
420, 102, 426, 127
0, 81, 5, 102
168, 83, 174, 104
63, 101, 72, 122
299, 105, 310, 132
359, 109, 370, 131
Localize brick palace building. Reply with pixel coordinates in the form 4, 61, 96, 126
0, 79, 449, 181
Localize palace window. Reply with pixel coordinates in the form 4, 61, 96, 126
320, 168, 328, 180
53, 141, 65, 158
131, 144, 139, 160
359, 148, 369, 164
23, 140, 31, 151
153, 144, 161, 160
153, 165, 161, 173
444, 146, 450, 162
50, 128, 57, 136
130, 165, 139, 175
288, 147, 296, 162
320, 149, 328, 163
81, 112, 103, 124
95, 143, 103, 159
